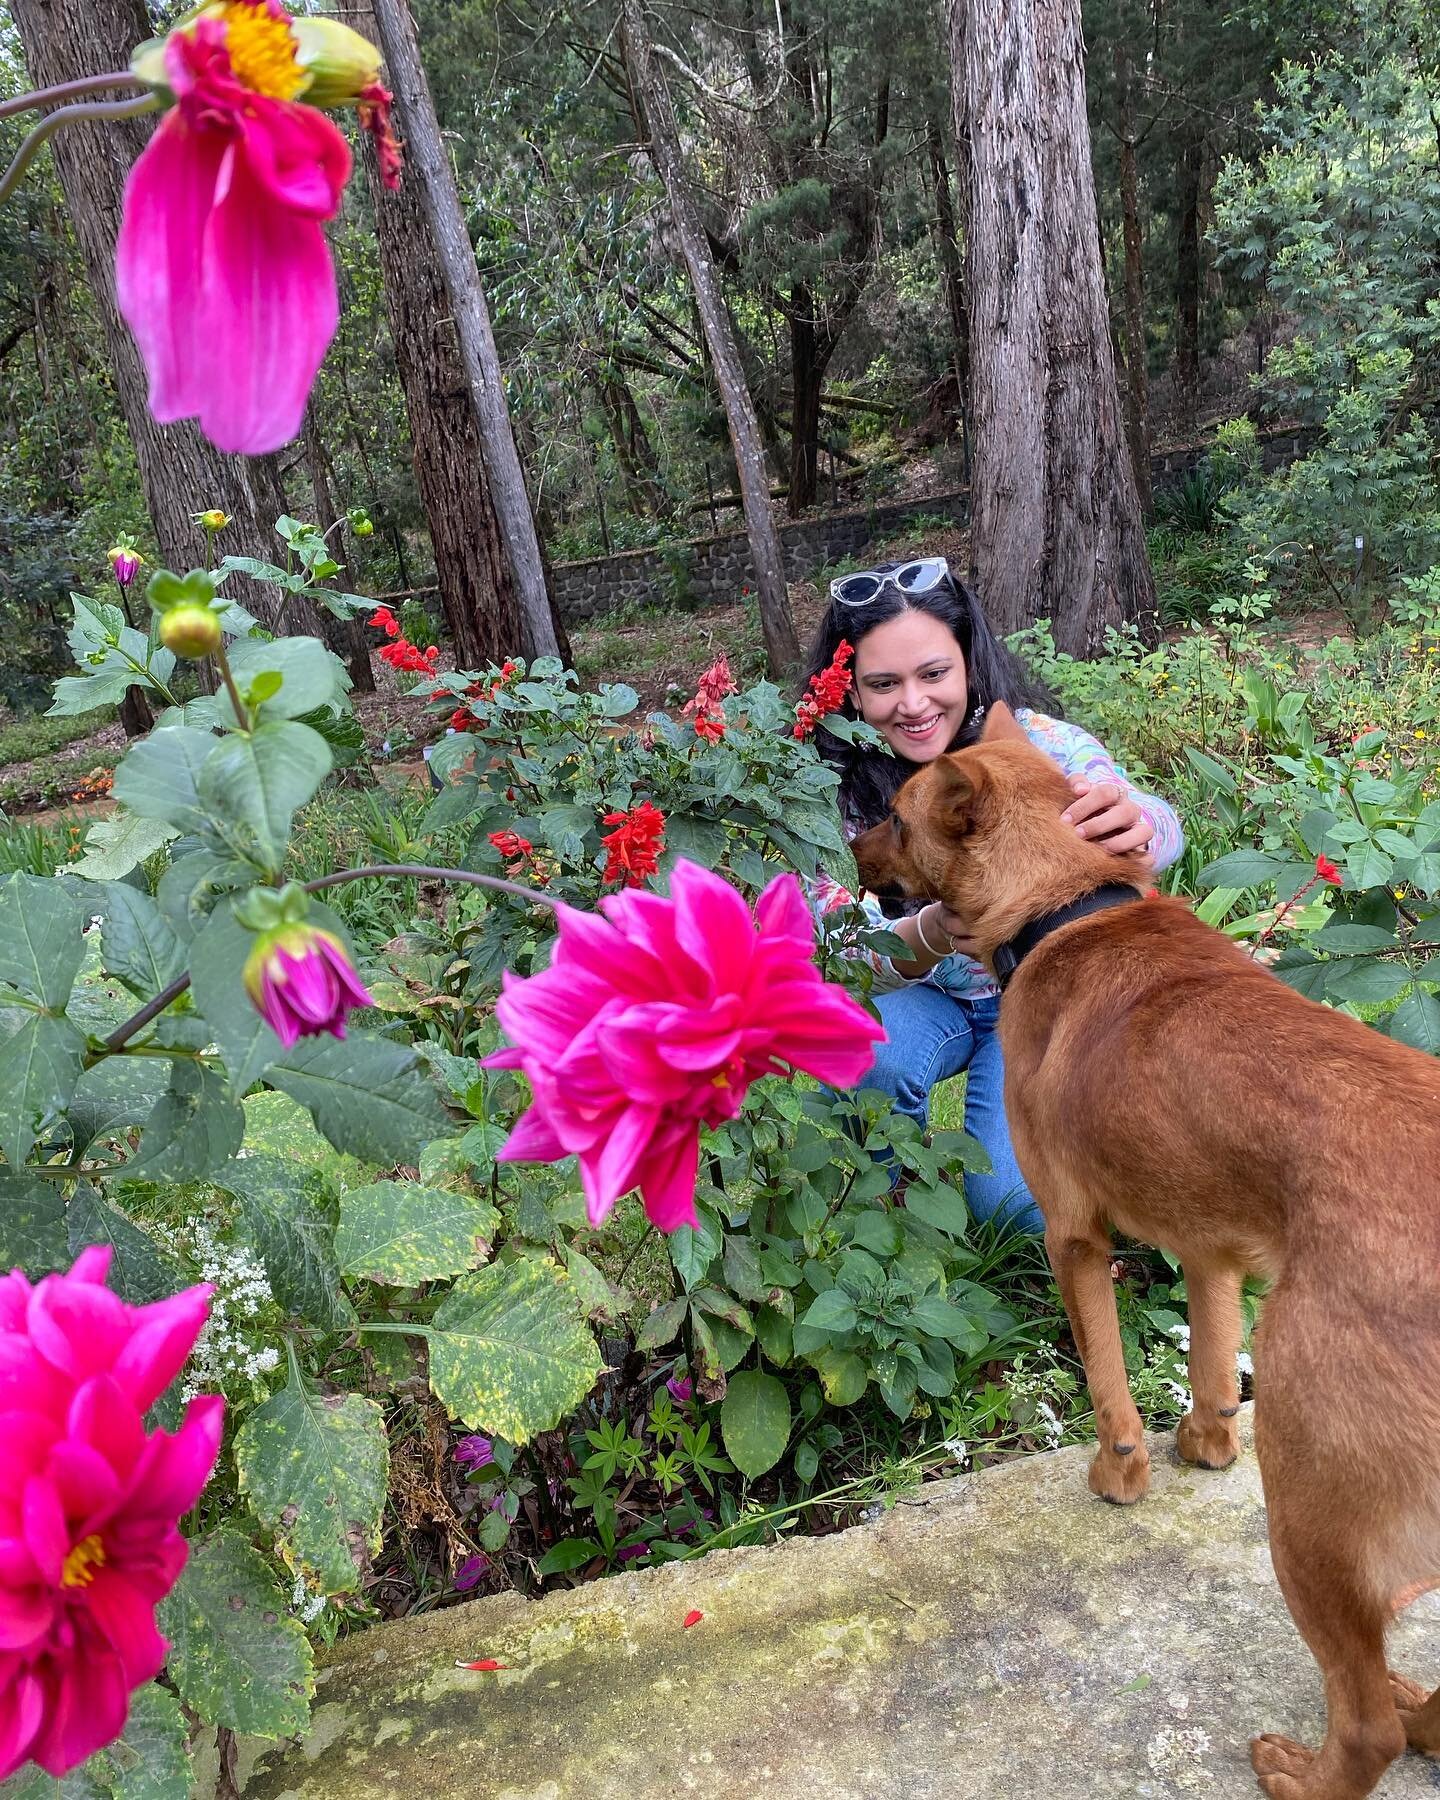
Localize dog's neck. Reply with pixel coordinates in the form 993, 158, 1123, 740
990, 883, 1143, 988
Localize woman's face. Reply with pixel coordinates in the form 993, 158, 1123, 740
850, 609, 970, 763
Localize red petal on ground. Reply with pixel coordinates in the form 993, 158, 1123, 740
456, 1659, 507, 1670
682, 1610, 704, 1629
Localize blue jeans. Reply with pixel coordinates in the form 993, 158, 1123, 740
863, 985, 1044, 1235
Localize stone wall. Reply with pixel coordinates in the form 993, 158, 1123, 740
551, 425, 1317, 624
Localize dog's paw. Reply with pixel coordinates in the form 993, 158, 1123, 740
1389, 1670, 1440, 1754
1088, 1441, 1150, 1505
1250, 1733, 1314, 1796
1177, 1410, 1241, 1471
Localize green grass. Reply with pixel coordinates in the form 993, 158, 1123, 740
0, 707, 114, 770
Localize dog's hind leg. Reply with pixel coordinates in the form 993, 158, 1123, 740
1250, 1496, 1406, 1797
1176, 1261, 1243, 1471
1387, 1673, 1440, 1755
1046, 1228, 1150, 1505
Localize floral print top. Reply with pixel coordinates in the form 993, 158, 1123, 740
811, 709, 1184, 999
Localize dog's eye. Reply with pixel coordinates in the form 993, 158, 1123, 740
890, 814, 906, 845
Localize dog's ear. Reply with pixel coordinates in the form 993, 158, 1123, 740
930, 753, 985, 837
980, 701, 1029, 745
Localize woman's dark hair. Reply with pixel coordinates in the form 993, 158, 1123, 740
799, 563, 1057, 833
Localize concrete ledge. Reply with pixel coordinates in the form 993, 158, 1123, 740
234, 1412, 1440, 1798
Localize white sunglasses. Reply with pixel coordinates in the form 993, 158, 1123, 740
829, 556, 951, 608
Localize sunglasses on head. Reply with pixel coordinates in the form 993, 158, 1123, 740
829, 556, 951, 608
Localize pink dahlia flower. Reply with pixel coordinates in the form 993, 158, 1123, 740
0, 1247, 221, 1782
115, 2, 352, 455
483, 860, 885, 1232
242, 923, 372, 1050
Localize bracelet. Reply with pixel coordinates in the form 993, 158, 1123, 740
915, 905, 953, 959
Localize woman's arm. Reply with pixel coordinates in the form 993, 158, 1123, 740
1023, 714, 1185, 872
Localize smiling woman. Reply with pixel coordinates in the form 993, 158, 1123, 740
800, 557, 1184, 1235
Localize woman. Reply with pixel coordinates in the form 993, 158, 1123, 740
805, 557, 1183, 1234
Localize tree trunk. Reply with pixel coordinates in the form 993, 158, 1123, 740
949, 0, 1156, 655
1114, 47, 1153, 517
303, 408, 375, 693
368, 0, 564, 663
595, 368, 667, 519
9, 0, 309, 632
351, 2, 567, 670
787, 289, 826, 514
619, 0, 799, 675
1174, 133, 1203, 431
926, 111, 971, 439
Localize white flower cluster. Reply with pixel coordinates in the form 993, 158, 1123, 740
178, 1220, 281, 1402
290, 1572, 327, 1625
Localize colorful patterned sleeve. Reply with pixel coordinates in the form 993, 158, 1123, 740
1019, 710, 1185, 872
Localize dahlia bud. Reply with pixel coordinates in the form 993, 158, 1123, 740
195, 509, 230, 532
107, 544, 142, 591
291, 17, 383, 105
242, 922, 373, 1049
159, 604, 222, 660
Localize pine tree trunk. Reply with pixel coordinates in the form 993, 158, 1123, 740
949, 0, 1156, 655
788, 291, 826, 514
1114, 47, 1153, 517
352, 0, 568, 670
303, 409, 375, 693
367, 0, 566, 663
9, 0, 311, 632
619, 0, 799, 675
926, 112, 971, 435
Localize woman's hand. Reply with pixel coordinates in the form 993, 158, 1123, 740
923, 902, 983, 961
1061, 776, 1153, 856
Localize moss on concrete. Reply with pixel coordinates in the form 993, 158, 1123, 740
228, 1414, 1440, 1798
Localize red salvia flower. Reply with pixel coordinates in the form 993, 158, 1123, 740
601, 800, 666, 888
1315, 853, 1343, 887
793, 640, 854, 739
370, 605, 400, 638
693, 711, 726, 744
684, 654, 738, 720
489, 830, 534, 862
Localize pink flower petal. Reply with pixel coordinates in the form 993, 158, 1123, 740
0, 1669, 44, 1783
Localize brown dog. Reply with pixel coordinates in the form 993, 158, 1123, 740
851, 703, 1440, 1799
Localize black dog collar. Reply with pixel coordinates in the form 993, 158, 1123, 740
991, 884, 1143, 990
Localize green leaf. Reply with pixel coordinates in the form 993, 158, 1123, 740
67, 1057, 172, 1156
754, 1302, 794, 1366
809, 1344, 868, 1403
1312, 923, 1398, 952
1197, 848, 1288, 890
636, 1296, 688, 1350
0, 873, 85, 1007
909, 1293, 985, 1346
223, 638, 347, 722
799, 1289, 858, 1333
70, 811, 179, 883
1390, 989, 1440, 1055
1345, 841, 1395, 891
96, 885, 186, 1000
901, 1181, 970, 1237
0, 1015, 86, 1166
1324, 959, 1412, 1005
126, 1061, 245, 1182
721, 1232, 767, 1302
67, 1188, 183, 1305
188, 902, 281, 1095
426, 1257, 602, 1443
668, 1205, 722, 1292
235, 1370, 387, 1594
847, 1210, 902, 1256
196, 721, 333, 875
720, 1369, 791, 1478
595, 682, 639, 717
0, 1170, 68, 1275
158, 1528, 314, 1737
336, 1181, 498, 1283
111, 727, 215, 833
536, 1536, 602, 1575
218, 1155, 355, 1331
1271, 949, 1330, 999
269, 1032, 450, 1164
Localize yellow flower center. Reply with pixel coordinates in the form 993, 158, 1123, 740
217, 1, 307, 100
61, 1534, 106, 1589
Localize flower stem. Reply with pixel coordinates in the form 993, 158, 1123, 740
0, 73, 143, 120
101, 862, 559, 1052
213, 641, 249, 731
0, 93, 159, 207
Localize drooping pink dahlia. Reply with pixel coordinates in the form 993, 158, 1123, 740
242, 922, 373, 1050
0, 1247, 221, 1781
115, 2, 352, 455
483, 859, 885, 1232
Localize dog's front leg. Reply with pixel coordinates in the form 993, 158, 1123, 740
1046, 1230, 1151, 1505
1176, 1261, 1243, 1471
